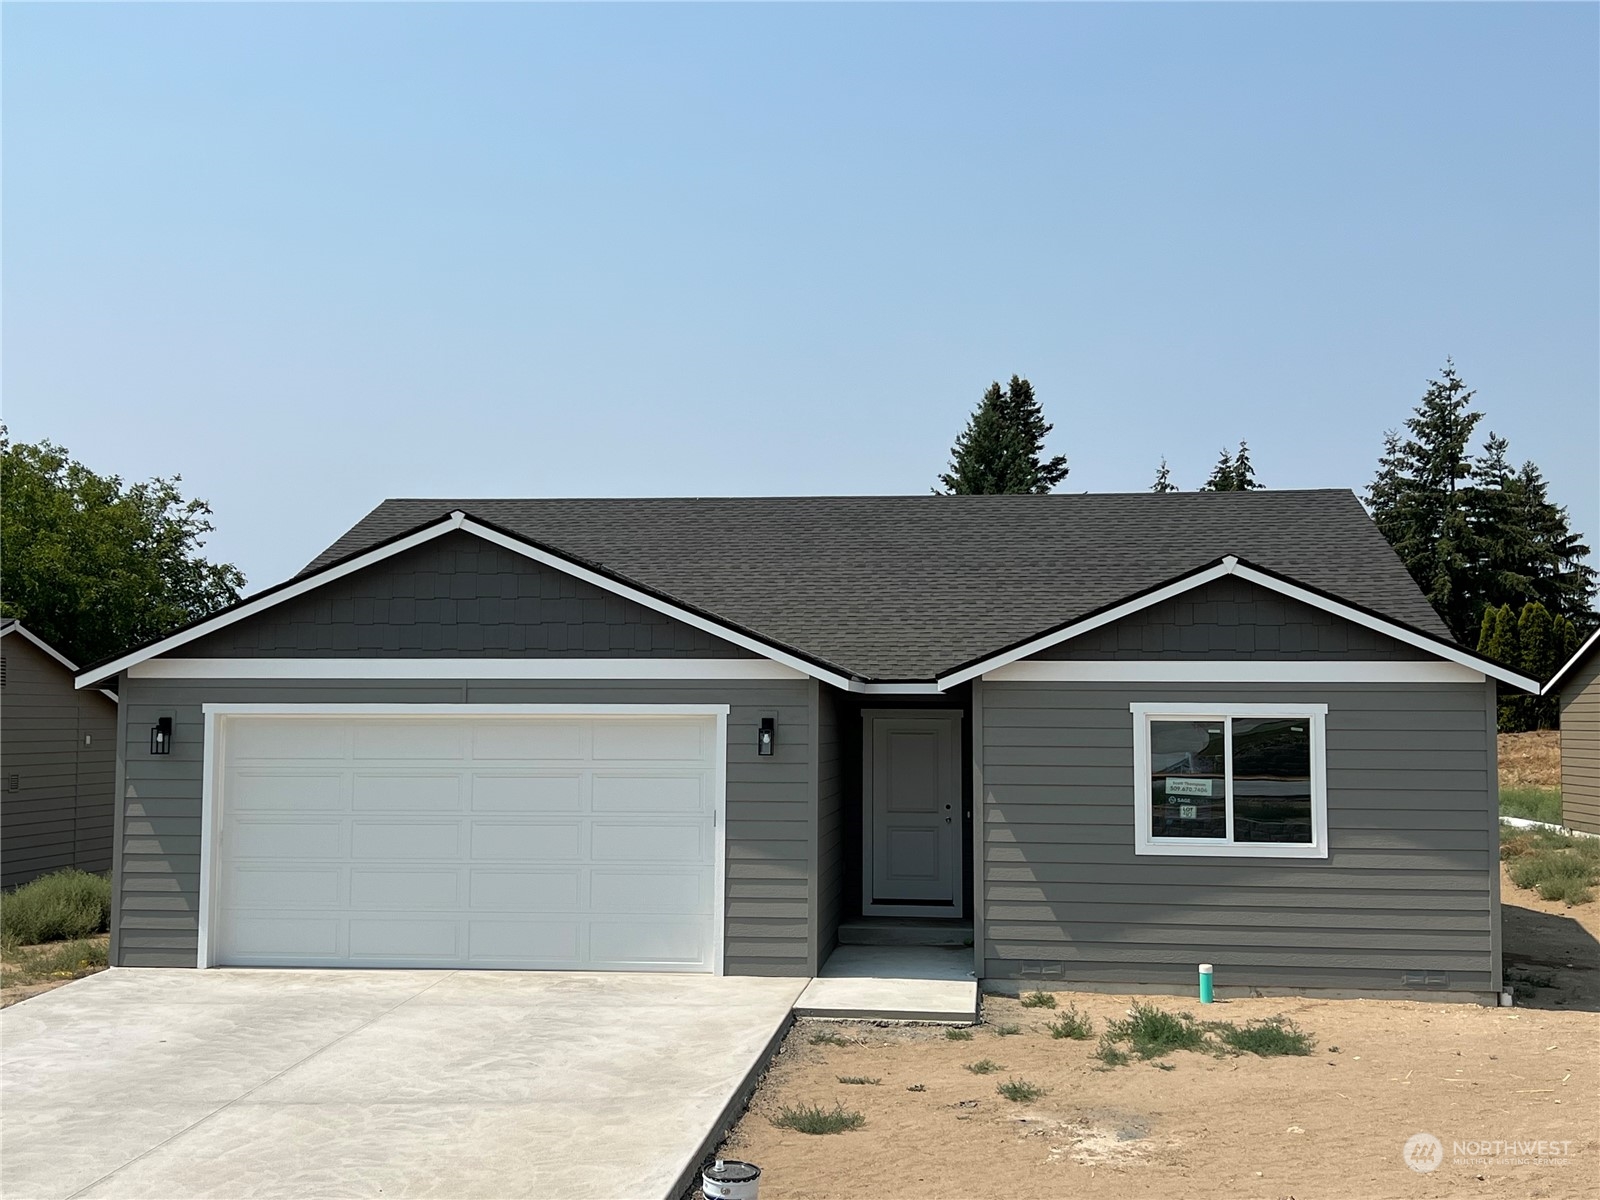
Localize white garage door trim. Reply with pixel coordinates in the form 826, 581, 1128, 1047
197, 703, 730, 974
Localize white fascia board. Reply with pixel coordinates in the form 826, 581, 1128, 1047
858, 681, 947, 695
76, 511, 859, 692
2, 622, 80, 672
938, 555, 1538, 692
1225, 563, 1540, 692
1543, 628, 1600, 695
130, 658, 807, 681
984, 661, 1487, 684
935, 562, 1235, 689
76, 514, 469, 688
455, 519, 856, 690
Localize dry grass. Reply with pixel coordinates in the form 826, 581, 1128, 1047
1499, 730, 1561, 790
0, 934, 109, 1007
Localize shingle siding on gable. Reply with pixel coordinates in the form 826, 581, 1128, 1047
1034, 577, 1432, 661
172, 532, 755, 659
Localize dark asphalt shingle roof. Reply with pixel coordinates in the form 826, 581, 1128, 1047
301, 490, 1452, 681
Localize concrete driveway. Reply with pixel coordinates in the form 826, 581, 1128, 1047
1, 968, 804, 1200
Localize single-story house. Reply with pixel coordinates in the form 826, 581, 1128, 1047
2, 619, 118, 889
74, 490, 1540, 1001
1544, 629, 1599, 836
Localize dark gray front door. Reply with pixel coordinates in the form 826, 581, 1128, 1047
862, 711, 961, 916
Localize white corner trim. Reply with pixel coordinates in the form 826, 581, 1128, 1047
937, 556, 1539, 692
984, 660, 1486, 684
1130, 702, 1329, 859
1543, 628, 1600, 695
130, 658, 807, 681
75, 514, 858, 692
194, 702, 730, 974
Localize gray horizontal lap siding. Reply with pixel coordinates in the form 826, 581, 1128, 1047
116, 678, 815, 975
172, 532, 756, 659
1037, 577, 1432, 661
978, 681, 1497, 994
1558, 654, 1599, 835
2, 634, 117, 888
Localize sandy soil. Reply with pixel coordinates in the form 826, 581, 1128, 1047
715, 880, 1599, 1200
1500, 731, 1561, 790
0, 935, 109, 1009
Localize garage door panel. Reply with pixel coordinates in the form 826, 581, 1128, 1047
229, 722, 347, 762
229, 820, 344, 860
591, 822, 705, 863
469, 821, 582, 862
469, 869, 582, 911
590, 920, 706, 967
215, 713, 719, 972
352, 773, 463, 812
351, 821, 461, 860
350, 868, 460, 910
352, 722, 465, 761
228, 771, 347, 812
226, 865, 343, 909
591, 870, 708, 915
591, 773, 704, 813
592, 719, 707, 761
349, 918, 459, 960
468, 919, 582, 963
471, 721, 588, 761
227, 916, 340, 958
470, 773, 583, 813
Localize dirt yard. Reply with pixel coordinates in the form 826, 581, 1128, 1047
0, 934, 109, 1009
716, 876, 1599, 1200
1500, 730, 1561, 790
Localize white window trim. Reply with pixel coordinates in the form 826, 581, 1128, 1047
196, 702, 729, 974
1131, 701, 1329, 860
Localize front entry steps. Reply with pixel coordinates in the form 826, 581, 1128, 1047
793, 945, 978, 1023
838, 917, 974, 948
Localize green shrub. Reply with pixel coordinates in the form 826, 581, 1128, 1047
1211, 1016, 1315, 1057
1048, 1004, 1094, 1040
1502, 828, 1600, 906
1093, 1037, 1131, 1068
836, 1076, 879, 1085
944, 1027, 974, 1041
1500, 787, 1563, 825
992, 1022, 1022, 1036
1103, 1002, 1208, 1059
1020, 991, 1057, 1009
996, 1077, 1045, 1103
771, 1103, 865, 1135
965, 1058, 1003, 1074
0, 871, 111, 947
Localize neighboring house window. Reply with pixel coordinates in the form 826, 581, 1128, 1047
1131, 703, 1328, 859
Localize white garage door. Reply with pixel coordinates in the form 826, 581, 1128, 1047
210, 711, 721, 972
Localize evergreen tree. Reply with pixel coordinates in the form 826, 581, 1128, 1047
1203, 447, 1238, 492
1485, 604, 1525, 730
1231, 440, 1261, 490
1201, 441, 1263, 492
938, 376, 1069, 494
1151, 459, 1177, 493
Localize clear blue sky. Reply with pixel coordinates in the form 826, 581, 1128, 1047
4, 3, 1596, 591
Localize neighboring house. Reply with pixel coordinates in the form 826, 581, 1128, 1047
1543, 629, 1600, 835
1, 619, 118, 889
74, 491, 1538, 1002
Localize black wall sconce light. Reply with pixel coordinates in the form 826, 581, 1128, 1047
151, 717, 173, 756
757, 717, 776, 757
